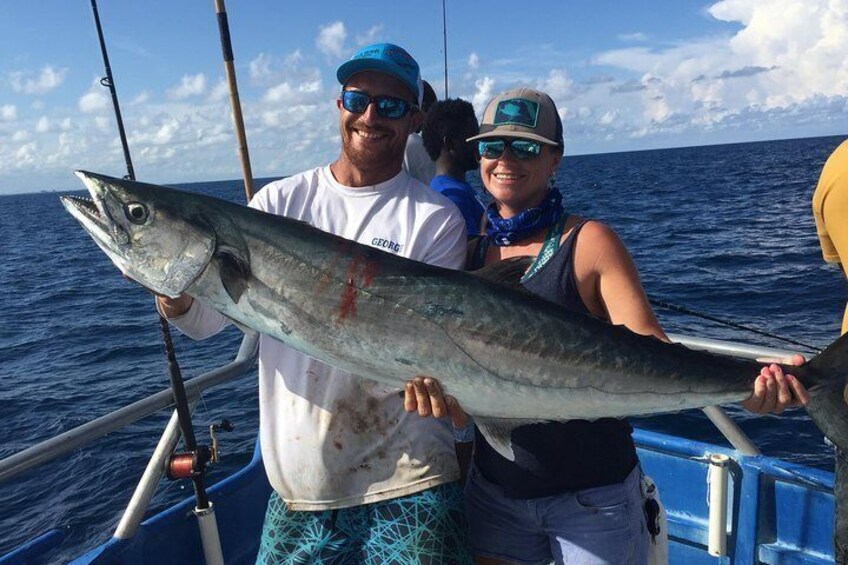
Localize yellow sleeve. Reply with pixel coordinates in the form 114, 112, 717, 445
812, 184, 839, 262
813, 140, 848, 266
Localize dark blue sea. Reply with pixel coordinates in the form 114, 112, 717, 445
1, 135, 846, 561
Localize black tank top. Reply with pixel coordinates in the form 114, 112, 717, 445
471, 219, 639, 498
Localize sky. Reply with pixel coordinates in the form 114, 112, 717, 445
0, 0, 846, 195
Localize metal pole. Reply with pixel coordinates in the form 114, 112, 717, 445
702, 406, 760, 456
114, 407, 190, 539
214, 0, 254, 202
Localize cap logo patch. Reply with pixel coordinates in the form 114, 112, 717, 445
493, 98, 539, 129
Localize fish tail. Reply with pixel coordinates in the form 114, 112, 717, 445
805, 332, 848, 563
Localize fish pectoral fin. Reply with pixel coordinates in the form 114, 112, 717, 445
215, 244, 251, 303
475, 417, 548, 462
227, 316, 254, 335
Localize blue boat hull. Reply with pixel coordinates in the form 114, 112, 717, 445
3, 428, 835, 564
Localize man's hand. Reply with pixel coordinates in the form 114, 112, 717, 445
404, 376, 468, 429
155, 294, 193, 319
742, 354, 810, 414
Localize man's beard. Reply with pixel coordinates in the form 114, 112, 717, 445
343, 129, 404, 173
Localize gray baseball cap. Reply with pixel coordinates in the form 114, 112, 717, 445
467, 88, 563, 148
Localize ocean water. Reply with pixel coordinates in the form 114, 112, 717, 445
1, 135, 846, 560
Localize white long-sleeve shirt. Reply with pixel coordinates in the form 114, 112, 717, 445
168, 165, 467, 509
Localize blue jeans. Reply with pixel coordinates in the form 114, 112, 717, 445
464, 465, 649, 565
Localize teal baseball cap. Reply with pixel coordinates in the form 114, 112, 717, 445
337, 43, 423, 105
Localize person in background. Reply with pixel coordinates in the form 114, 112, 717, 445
422, 98, 485, 238
406, 87, 808, 565
813, 139, 848, 335
157, 42, 473, 564
403, 80, 438, 184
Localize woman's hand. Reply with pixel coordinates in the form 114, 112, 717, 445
742, 354, 810, 414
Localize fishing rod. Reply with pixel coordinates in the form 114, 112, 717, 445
90, 0, 134, 181
214, 0, 254, 201
89, 2, 225, 562
441, 0, 449, 98
649, 297, 822, 353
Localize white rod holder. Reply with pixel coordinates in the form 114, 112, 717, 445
707, 453, 730, 556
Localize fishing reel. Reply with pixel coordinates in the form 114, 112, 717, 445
167, 419, 234, 480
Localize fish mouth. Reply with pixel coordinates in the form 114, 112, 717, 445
60, 171, 130, 258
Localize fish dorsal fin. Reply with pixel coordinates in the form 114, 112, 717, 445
471, 256, 534, 287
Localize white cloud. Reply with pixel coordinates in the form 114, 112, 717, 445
250, 50, 308, 87
355, 25, 383, 47
1, 105, 16, 121
284, 50, 305, 67
12, 130, 28, 142
250, 52, 276, 84
316, 22, 347, 58
618, 32, 649, 42
209, 79, 230, 102
94, 116, 112, 133
262, 79, 324, 105
131, 116, 182, 146
264, 82, 294, 104
15, 142, 37, 163
195, 123, 231, 147
468, 53, 480, 70
600, 110, 619, 125
578, 0, 848, 144
10, 66, 67, 95
167, 74, 207, 100
540, 69, 575, 100
79, 80, 110, 113
153, 118, 180, 145
130, 91, 150, 106
472, 76, 496, 113
709, 0, 848, 102
36, 117, 50, 133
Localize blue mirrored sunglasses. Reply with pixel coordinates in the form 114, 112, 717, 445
341, 90, 418, 119
477, 139, 543, 161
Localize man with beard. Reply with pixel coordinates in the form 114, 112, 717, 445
423, 98, 486, 237
156, 43, 471, 563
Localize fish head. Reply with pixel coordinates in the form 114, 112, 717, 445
60, 170, 216, 298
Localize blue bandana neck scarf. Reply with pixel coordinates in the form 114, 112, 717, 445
486, 188, 564, 246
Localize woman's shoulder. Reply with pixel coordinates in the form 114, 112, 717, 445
569, 217, 620, 243
569, 218, 633, 272
561, 216, 618, 245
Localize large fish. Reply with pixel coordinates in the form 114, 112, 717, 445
63, 171, 848, 560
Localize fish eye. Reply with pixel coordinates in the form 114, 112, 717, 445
124, 202, 149, 224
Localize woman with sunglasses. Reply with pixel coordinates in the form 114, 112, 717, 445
406, 87, 808, 565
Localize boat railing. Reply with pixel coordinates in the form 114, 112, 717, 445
0, 329, 803, 549
0, 330, 260, 485
667, 332, 802, 457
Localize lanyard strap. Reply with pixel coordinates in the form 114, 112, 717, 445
520, 213, 570, 282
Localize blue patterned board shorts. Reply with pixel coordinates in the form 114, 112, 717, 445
256, 481, 473, 564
